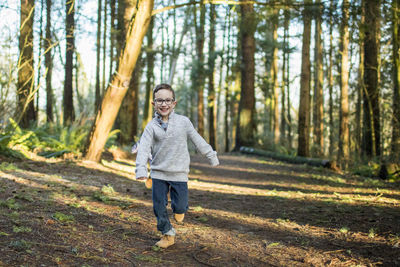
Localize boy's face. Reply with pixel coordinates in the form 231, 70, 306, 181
152, 89, 176, 119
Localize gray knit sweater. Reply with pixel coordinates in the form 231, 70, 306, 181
135, 112, 219, 182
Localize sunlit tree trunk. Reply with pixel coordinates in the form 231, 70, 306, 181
338, 0, 350, 166
207, 4, 217, 149
298, 0, 312, 157
362, 0, 381, 158
44, 0, 53, 123
280, 7, 287, 145
392, 0, 400, 159
271, 8, 279, 145
284, 2, 292, 149
235, 1, 256, 149
18, 0, 36, 128
85, 0, 154, 162
313, 0, 324, 156
64, 0, 75, 125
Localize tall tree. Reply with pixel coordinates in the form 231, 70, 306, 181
95, 0, 102, 111
313, 0, 324, 156
338, 0, 350, 165
193, 0, 206, 135
44, 0, 54, 122
362, 0, 381, 158
298, 0, 312, 157
271, 7, 280, 145
207, 4, 217, 149
18, 0, 36, 128
392, 0, 400, 159
328, 0, 335, 156
235, 1, 257, 149
109, 0, 116, 80
142, 17, 154, 132
284, 1, 292, 149
85, 0, 154, 162
117, 0, 141, 144
356, 2, 365, 156
64, 0, 75, 125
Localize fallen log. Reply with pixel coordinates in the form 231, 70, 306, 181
239, 146, 337, 170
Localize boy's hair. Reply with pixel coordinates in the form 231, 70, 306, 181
153, 84, 175, 100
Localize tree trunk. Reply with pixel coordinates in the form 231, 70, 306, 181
102, 0, 108, 95
207, 4, 217, 150
84, 0, 154, 162
18, 0, 36, 128
224, 7, 232, 152
95, 0, 102, 112
280, 6, 287, 145
338, 0, 350, 166
362, 0, 381, 158
109, 0, 116, 81
271, 8, 280, 145
313, 0, 324, 156
45, 0, 54, 123
64, 0, 75, 125
142, 17, 154, 132
285, 3, 292, 149
392, 0, 400, 160
297, 0, 312, 157
193, 0, 206, 135
328, 0, 335, 156
356, 3, 365, 157
235, 1, 256, 149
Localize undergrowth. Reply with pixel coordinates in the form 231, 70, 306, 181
0, 118, 119, 159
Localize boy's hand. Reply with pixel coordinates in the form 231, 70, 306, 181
136, 177, 147, 181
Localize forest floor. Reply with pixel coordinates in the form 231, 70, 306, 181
0, 152, 400, 266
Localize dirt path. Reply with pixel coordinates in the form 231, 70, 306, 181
0, 153, 399, 266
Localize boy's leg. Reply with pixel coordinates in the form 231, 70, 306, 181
152, 179, 175, 235
169, 181, 188, 223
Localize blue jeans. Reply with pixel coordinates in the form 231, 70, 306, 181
152, 178, 188, 235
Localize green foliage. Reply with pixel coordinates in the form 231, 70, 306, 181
13, 226, 32, 233
0, 162, 18, 171
0, 198, 20, 210
52, 212, 75, 223
0, 118, 121, 159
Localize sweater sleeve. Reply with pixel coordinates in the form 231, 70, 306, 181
186, 118, 219, 166
135, 123, 154, 178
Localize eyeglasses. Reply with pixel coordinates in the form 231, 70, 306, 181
154, 98, 175, 105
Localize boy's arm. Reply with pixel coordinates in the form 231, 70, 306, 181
186, 119, 219, 166
135, 124, 153, 179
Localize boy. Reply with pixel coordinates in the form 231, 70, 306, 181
135, 83, 219, 248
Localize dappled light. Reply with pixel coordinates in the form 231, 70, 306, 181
1, 153, 399, 265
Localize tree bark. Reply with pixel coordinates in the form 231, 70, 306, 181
362, 0, 381, 158
313, 0, 324, 156
142, 17, 154, 132
193, 0, 206, 135
64, 0, 75, 125
297, 0, 312, 157
235, 1, 256, 149
18, 0, 36, 128
85, 0, 154, 162
271, 7, 280, 145
328, 0, 335, 156
207, 4, 217, 150
356, 3, 365, 157
95, 0, 102, 112
392, 0, 400, 160
45, 0, 54, 123
338, 0, 350, 166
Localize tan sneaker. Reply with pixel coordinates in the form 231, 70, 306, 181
174, 213, 185, 224
155, 235, 175, 248
145, 178, 152, 189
